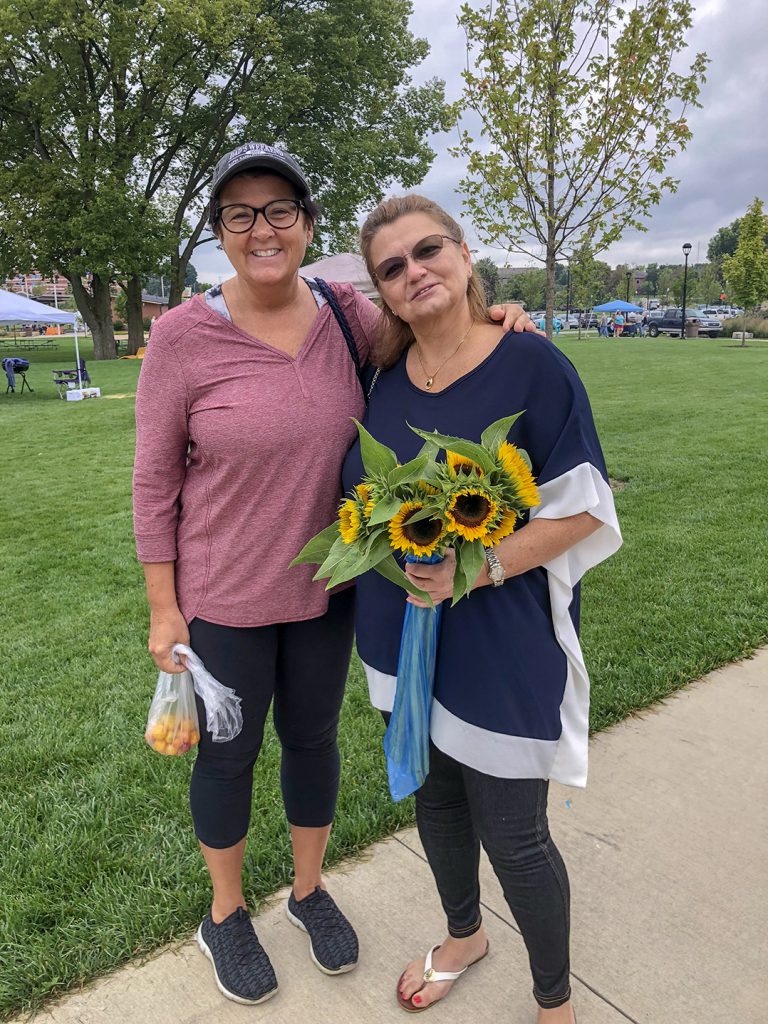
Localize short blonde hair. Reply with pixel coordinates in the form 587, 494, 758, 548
360, 194, 492, 369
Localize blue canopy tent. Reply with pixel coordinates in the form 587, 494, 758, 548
592, 300, 643, 313
0, 288, 83, 387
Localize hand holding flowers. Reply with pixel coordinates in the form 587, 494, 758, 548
403, 547, 457, 607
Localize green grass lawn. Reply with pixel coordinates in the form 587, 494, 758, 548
1, 333, 767, 1018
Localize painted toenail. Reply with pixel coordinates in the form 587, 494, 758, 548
413, 996, 422, 1005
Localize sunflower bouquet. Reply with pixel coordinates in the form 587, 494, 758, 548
292, 411, 540, 605
293, 411, 540, 802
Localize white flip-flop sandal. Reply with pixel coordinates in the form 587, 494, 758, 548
396, 942, 490, 1013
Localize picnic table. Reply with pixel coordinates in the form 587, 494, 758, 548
0, 338, 59, 352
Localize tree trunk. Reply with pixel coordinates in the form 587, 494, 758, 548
68, 273, 117, 359
168, 248, 187, 308
545, 246, 556, 340
125, 275, 145, 354
169, 208, 210, 307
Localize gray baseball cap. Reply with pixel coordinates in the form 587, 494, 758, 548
209, 142, 310, 201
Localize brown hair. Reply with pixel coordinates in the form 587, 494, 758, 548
209, 170, 319, 237
360, 194, 493, 369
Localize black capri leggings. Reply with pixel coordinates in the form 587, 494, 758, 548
187, 588, 355, 849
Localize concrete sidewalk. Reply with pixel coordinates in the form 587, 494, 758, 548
14, 650, 767, 1024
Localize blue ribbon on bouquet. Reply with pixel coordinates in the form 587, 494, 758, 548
383, 552, 443, 802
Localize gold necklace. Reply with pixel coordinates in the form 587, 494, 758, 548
415, 323, 474, 390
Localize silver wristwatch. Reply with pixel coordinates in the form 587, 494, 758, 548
485, 548, 506, 587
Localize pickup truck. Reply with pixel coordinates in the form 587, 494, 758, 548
646, 308, 721, 339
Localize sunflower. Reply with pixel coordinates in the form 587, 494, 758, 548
445, 487, 498, 541
446, 450, 484, 479
389, 501, 445, 557
355, 483, 376, 518
338, 499, 362, 544
416, 480, 439, 496
481, 505, 519, 547
497, 442, 540, 507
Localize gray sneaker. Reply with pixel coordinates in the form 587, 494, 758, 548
197, 907, 278, 1004
286, 886, 359, 975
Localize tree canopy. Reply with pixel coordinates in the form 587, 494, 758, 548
454, 0, 708, 335
707, 213, 768, 267
0, 0, 452, 356
722, 197, 768, 312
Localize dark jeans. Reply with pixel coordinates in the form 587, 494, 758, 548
187, 588, 355, 848
416, 740, 571, 1009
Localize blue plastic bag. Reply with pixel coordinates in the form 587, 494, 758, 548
383, 553, 443, 801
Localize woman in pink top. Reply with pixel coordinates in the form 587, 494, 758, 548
133, 142, 538, 1005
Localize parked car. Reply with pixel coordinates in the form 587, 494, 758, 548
580, 313, 598, 328
647, 308, 721, 338
565, 314, 580, 329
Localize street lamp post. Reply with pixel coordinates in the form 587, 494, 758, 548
625, 270, 632, 303
681, 242, 692, 338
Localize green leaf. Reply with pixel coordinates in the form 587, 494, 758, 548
452, 557, 468, 606
480, 411, 526, 454
368, 495, 402, 526
326, 531, 393, 589
452, 540, 486, 605
353, 419, 398, 476
360, 523, 390, 554
387, 452, 429, 488
290, 521, 340, 567
407, 424, 496, 473
397, 503, 444, 526
373, 554, 434, 607
313, 534, 352, 581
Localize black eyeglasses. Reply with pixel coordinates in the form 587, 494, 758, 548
373, 234, 461, 282
218, 199, 306, 232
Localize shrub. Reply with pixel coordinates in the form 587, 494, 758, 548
142, 317, 152, 330
719, 316, 768, 339
112, 320, 125, 331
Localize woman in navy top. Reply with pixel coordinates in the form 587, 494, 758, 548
342, 195, 621, 1023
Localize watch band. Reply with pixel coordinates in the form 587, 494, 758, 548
485, 547, 505, 587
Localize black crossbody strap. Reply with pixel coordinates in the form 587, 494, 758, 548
310, 277, 368, 404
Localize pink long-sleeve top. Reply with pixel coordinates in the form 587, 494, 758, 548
133, 286, 382, 627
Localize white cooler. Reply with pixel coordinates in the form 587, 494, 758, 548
66, 387, 101, 401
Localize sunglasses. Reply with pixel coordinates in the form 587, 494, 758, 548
373, 234, 462, 283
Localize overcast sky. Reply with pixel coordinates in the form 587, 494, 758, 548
196, 0, 767, 281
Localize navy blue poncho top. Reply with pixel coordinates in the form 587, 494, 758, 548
341, 331, 622, 787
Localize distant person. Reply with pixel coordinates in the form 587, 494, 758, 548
598, 314, 608, 337
614, 312, 625, 337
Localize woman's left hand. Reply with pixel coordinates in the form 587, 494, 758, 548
489, 303, 545, 336
405, 549, 458, 607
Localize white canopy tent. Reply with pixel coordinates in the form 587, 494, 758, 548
299, 253, 377, 300
0, 288, 83, 387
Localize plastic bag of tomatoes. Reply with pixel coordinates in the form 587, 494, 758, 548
145, 644, 242, 756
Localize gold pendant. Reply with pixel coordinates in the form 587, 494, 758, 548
425, 377, 434, 389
